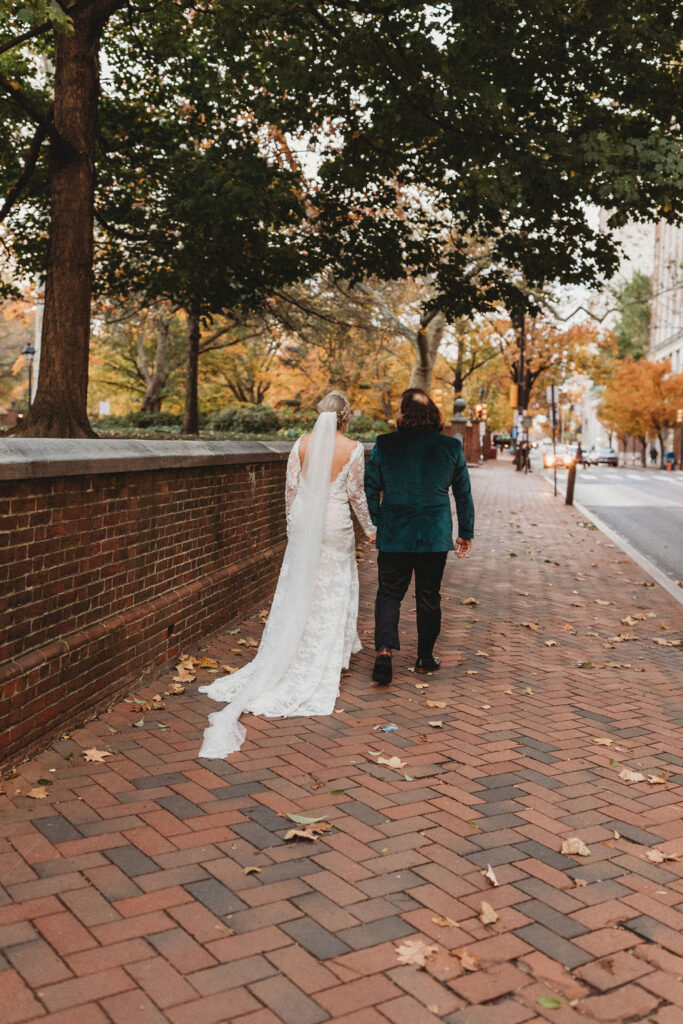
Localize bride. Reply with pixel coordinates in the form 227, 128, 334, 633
199, 391, 377, 758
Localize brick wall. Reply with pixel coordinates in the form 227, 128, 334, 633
0, 440, 290, 770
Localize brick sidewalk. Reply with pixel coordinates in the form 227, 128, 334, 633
1, 461, 682, 1024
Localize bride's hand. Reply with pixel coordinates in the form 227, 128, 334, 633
369, 532, 377, 545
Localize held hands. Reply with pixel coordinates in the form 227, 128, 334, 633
455, 536, 472, 558
368, 532, 377, 545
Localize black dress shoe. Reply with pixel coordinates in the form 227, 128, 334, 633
415, 655, 440, 674
372, 650, 392, 685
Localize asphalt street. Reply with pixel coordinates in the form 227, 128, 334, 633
536, 458, 683, 583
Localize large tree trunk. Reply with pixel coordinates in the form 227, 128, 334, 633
14, 9, 104, 437
182, 310, 200, 434
409, 309, 446, 392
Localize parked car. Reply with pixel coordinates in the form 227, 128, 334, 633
543, 445, 573, 469
586, 446, 618, 466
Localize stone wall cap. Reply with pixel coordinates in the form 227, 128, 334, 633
0, 437, 292, 480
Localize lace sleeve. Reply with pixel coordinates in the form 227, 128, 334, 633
347, 444, 376, 538
285, 438, 302, 518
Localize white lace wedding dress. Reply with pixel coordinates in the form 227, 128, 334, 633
199, 412, 375, 759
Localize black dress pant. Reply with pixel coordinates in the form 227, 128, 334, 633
375, 551, 448, 659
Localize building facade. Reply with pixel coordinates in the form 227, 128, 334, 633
650, 221, 683, 372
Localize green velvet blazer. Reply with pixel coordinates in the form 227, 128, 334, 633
364, 431, 475, 552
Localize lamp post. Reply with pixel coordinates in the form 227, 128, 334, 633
451, 396, 467, 446
21, 343, 35, 409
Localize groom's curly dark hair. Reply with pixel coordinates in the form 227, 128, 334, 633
397, 388, 444, 433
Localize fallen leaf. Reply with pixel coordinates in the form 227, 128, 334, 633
198, 656, 219, 669
481, 704, 491, 710
646, 849, 679, 864
504, 688, 513, 694
27, 786, 47, 799
462, 597, 479, 606
592, 737, 613, 746
610, 633, 638, 643
537, 996, 562, 1009
475, 650, 489, 658
214, 923, 235, 935
243, 866, 261, 875
479, 901, 499, 925
521, 622, 539, 631
574, 878, 588, 887
483, 864, 499, 887
561, 624, 575, 631
561, 837, 591, 856
395, 938, 438, 967
166, 682, 185, 695
522, 686, 534, 695
619, 767, 646, 783
621, 615, 639, 626
426, 700, 447, 709
544, 640, 557, 647
654, 638, 681, 647
647, 772, 668, 785
613, 830, 620, 840
133, 718, 144, 728
578, 662, 594, 669
595, 599, 611, 606
429, 721, 443, 728
221, 665, 239, 674
466, 670, 479, 675
453, 947, 479, 971
82, 748, 113, 763
377, 756, 407, 769
285, 813, 328, 825
432, 915, 459, 928
284, 823, 332, 841
517, 591, 529, 596
414, 682, 430, 689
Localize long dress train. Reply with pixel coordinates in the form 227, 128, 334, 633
198, 413, 375, 758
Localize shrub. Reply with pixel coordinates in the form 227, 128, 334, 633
207, 404, 280, 434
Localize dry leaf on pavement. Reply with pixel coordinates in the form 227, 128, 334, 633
453, 947, 479, 971
284, 822, 332, 841
483, 864, 499, 886
646, 849, 679, 864
574, 878, 588, 887
647, 772, 668, 785
82, 748, 113, 763
479, 901, 499, 925
654, 638, 681, 647
619, 767, 645, 783
426, 700, 447, 709
166, 682, 185, 695
429, 721, 443, 728
462, 597, 479, 606
592, 737, 613, 746
432, 916, 459, 928
27, 787, 47, 799
561, 837, 591, 856
197, 656, 219, 669
395, 938, 438, 967
243, 866, 261, 875
544, 640, 557, 647
521, 622, 539, 631
377, 755, 407, 769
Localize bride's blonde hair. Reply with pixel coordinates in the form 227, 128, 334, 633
317, 390, 351, 431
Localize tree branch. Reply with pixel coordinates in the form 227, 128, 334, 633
0, 75, 64, 147
0, 123, 46, 224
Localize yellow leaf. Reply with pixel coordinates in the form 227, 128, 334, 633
592, 737, 613, 746
462, 597, 479, 606
27, 786, 47, 799
426, 700, 447, 709
243, 866, 261, 875
429, 721, 443, 728
198, 656, 219, 669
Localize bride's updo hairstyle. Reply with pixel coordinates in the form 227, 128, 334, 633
318, 390, 351, 431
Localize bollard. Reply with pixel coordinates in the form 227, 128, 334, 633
565, 460, 577, 505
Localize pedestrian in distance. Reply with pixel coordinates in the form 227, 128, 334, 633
364, 388, 475, 686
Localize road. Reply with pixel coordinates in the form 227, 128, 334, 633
535, 458, 683, 584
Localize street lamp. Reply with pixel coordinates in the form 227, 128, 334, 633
21, 343, 35, 408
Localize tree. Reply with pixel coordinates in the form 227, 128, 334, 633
599, 357, 683, 465
611, 272, 652, 359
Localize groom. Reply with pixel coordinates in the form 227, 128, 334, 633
364, 388, 475, 685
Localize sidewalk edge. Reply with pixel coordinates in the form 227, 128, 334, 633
572, 498, 683, 607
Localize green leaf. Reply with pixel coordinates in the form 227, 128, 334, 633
537, 997, 562, 1009
36, 778, 53, 786
133, 718, 144, 728
330, 789, 345, 795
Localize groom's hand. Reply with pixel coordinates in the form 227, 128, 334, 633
455, 537, 472, 558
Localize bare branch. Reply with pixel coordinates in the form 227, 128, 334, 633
0, 123, 46, 224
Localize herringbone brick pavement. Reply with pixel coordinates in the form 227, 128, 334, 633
1, 460, 682, 1024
